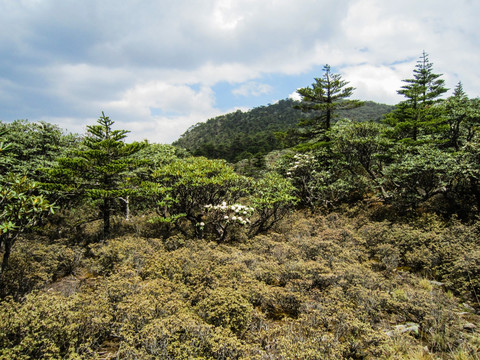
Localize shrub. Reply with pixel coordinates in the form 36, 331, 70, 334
0, 237, 83, 298
148, 157, 250, 238
195, 287, 254, 336
203, 202, 254, 242
0, 290, 111, 359
282, 150, 361, 209
249, 172, 298, 236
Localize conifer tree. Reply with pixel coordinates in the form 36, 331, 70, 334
440, 82, 480, 150
295, 64, 363, 141
49, 113, 146, 238
387, 51, 448, 142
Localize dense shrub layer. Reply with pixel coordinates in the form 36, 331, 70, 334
1, 210, 479, 359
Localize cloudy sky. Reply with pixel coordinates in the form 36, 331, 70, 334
0, 0, 479, 143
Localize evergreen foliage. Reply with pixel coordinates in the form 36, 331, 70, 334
438, 82, 480, 150
0, 175, 54, 274
385, 51, 449, 143
0, 131, 54, 274
0, 120, 78, 183
147, 156, 250, 238
295, 64, 364, 140
48, 113, 146, 238
249, 172, 298, 236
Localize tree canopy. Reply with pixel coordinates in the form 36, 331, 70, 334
386, 51, 449, 143
48, 113, 146, 238
295, 64, 363, 140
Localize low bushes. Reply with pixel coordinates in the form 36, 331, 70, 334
1, 212, 479, 359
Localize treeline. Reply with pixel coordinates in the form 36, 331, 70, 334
0, 115, 299, 275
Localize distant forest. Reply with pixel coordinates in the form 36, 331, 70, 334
174, 99, 394, 162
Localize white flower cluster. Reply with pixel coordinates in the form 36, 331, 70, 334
286, 153, 316, 176
204, 202, 254, 225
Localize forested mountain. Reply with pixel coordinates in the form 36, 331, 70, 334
174, 99, 393, 162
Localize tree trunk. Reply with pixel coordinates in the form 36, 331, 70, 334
103, 198, 111, 239
1, 238, 12, 274
119, 196, 130, 221
125, 195, 130, 221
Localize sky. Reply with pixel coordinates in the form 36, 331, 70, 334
0, 0, 479, 144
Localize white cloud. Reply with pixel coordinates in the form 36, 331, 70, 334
107, 82, 214, 116
342, 63, 413, 105
232, 82, 273, 97
288, 91, 302, 102
101, 82, 222, 143
0, 0, 479, 143
213, 0, 245, 30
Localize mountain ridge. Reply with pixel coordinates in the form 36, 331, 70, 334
174, 98, 394, 162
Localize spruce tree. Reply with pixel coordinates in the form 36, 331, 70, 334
295, 64, 363, 141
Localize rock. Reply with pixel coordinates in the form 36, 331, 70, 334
397, 323, 419, 335
386, 322, 420, 337
462, 303, 475, 312
463, 322, 477, 332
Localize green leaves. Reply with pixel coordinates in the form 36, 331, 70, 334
1, 175, 53, 223
382, 144, 458, 209
0, 174, 54, 271
436, 84, 480, 150
249, 172, 297, 235
148, 157, 250, 237
85, 111, 129, 143
0, 120, 77, 184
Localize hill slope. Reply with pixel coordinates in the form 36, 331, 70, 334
174, 99, 394, 162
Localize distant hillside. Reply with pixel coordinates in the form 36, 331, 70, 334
174, 99, 394, 163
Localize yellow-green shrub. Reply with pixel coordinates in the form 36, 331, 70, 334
196, 287, 254, 336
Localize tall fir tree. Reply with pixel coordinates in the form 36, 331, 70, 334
49, 113, 146, 238
387, 51, 448, 143
295, 64, 363, 141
